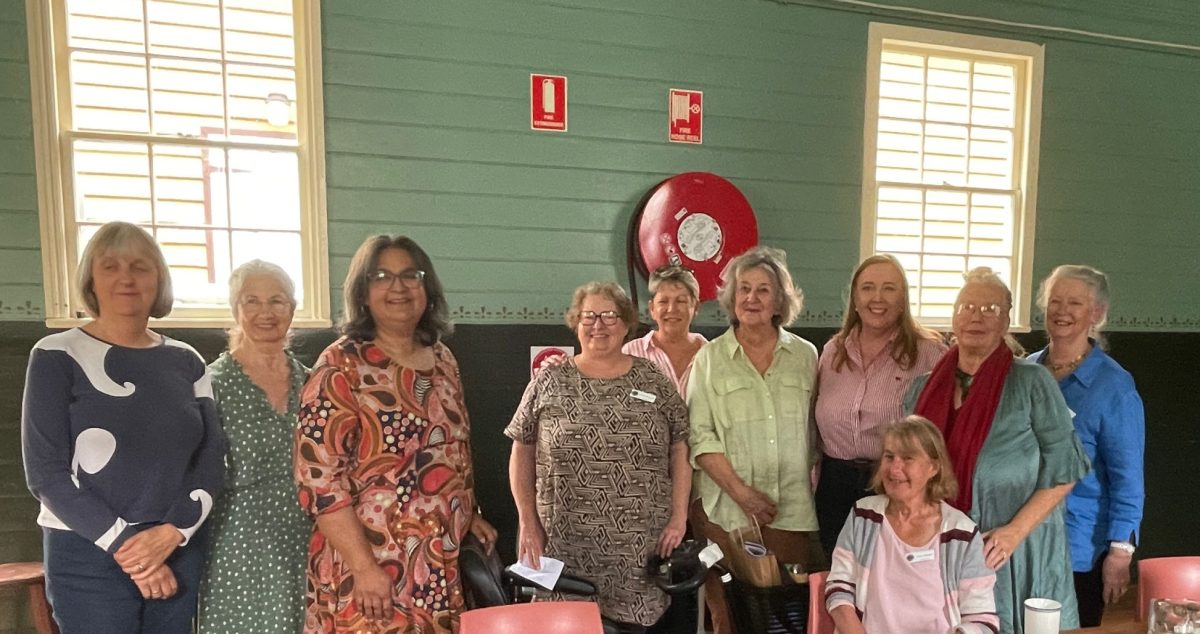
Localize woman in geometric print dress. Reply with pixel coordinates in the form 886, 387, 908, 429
295, 235, 497, 633
507, 281, 691, 632
199, 260, 311, 633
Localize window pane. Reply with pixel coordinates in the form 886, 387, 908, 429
73, 140, 151, 224
223, 0, 295, 66
150, 58, 225, 137
227, 64, 298, 142
71, 51, 149, 133
152, 144, 218, 228
147, 0, 221, 61
67, 0, 145, 54
227, 149, 301, 231
157, 226, 229, 308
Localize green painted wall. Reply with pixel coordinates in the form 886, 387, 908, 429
0, 0, 1195, 328
0, 2, 41, 322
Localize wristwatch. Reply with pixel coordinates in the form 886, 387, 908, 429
1109, 541, 1136, 555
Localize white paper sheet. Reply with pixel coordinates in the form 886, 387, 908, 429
507, 556, 566, 591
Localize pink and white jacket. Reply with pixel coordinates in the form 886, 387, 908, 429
826, 495, 1000, 633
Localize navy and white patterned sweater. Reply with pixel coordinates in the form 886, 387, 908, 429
22, 328, 227, 553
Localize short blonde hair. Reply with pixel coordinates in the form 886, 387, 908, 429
76, 222, 174, 319
716, 246, 803, 327
871, 415, 958, 504
565, 281, 638, 334
648, 264, 700, 303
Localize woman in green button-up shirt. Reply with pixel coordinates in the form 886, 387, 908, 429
687, 246, 821, 634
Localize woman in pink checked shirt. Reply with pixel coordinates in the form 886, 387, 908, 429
813, 254, 946, 557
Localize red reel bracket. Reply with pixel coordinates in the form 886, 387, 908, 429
632, 172, 758, 302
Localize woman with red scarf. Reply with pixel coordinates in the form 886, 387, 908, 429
905, 267, 1089, 634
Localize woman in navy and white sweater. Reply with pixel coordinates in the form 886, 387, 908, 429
21, 222, 226, 634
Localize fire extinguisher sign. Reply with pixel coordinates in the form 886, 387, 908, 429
531, 74, 567, 132
668, 88, 703, 144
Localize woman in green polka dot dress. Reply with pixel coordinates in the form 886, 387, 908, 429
199, 260, 311, 633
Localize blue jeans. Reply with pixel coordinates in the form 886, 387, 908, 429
43, 526, 206, 634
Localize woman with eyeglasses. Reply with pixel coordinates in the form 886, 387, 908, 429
905, 267, 1089, 633
622, 265, 707, 399
688, 246, 822, 633
294, 235, 497, 633
198, 260, 310, 633
507, 281, 690, 633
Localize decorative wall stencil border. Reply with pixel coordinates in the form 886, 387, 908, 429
1031, 314, 1200, 331
0, 300, 43, 318
448, 304, 848, 327
445, 304, 1200, 331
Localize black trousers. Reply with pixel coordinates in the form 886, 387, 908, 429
815, 455, 876, 558
1073, 553, 1108, 628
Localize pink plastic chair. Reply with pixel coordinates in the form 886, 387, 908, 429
808, 570, 835, 634
1137, 556, 1200, 621
460, 601, 604, 634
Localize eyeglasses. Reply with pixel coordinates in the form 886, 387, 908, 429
368, 269, 425, 289
955, 302, 1007, 318
579, 310, 620, 326
653, 263, 694, 275
239, 297, 292, 314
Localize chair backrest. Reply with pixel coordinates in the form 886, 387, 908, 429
460, 601, 605, 634
458, 533, 507, 610
1137, 556, 1200, 621
807, 570, 835, 634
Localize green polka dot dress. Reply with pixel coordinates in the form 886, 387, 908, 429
199, 352, 311, 633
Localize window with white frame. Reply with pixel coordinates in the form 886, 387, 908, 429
861, 24, 1043, 330
27, 0, 328, 326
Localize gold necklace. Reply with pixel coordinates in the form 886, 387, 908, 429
1048, 345, 1089, 374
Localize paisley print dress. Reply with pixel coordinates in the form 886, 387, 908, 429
295, 337, 478, 633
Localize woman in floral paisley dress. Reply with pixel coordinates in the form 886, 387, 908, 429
295, 235, 496, 633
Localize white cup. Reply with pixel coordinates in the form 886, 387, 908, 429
1023, 597, 1062, 634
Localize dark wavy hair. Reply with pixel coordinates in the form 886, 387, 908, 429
340, 235, 452, 346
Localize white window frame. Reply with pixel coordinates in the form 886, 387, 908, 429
25, 0, 329, 328
860, 23, 1044, 331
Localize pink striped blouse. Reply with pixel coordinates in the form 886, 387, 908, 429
814, 332, 946, 460
621, 331, 708, 399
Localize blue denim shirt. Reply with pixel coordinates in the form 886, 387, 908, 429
1029, 342, 1145, 571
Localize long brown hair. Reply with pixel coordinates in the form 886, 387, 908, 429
832, 254, 941, 372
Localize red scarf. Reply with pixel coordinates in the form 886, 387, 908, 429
913, 344, 1013, 511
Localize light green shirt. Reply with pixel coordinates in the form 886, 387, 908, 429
687, 327, 819, 532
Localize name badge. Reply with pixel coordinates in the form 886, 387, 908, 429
905, 549, 935, 564
630, 389, 657, 403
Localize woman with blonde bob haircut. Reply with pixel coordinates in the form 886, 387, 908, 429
688, 245, 821, 633
827, 416, 998, 634
76, 222, 174, 318
24, 221, 225, 633
813, 254, 946, 555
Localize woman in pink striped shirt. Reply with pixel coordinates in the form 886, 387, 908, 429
621, 264, 707, 398
814, 254, 946, 556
